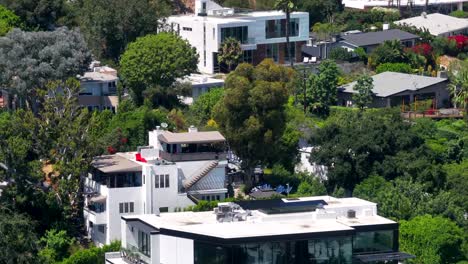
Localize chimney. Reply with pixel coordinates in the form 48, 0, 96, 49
188, 125, 198, 133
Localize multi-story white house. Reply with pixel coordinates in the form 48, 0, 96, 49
83, 126, 228, 246
105, 196, 415, 264
79, 64, 119, 112
163, 0, 309, 74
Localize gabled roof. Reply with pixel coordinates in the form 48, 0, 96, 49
92, 154, 142, 173
339, 72, 447, 97
340, 29, 419, 47
395, 13, 468, 36
159, 131, 225, 144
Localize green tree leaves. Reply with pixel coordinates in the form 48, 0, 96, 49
306, 60, 340, 116
0, 4, 21, 36
120, 33, 199, 105
352, 74, 374, 110
218, 37, 243, 72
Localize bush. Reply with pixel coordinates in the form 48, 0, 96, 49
61, 241, 120, 264
376, 62, 412, 73
450, 10, 468, 18
329, 47, 353, 61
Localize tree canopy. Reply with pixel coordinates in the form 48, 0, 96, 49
76, 0, 170, 62
0, 4, 21, 36
0, 27, 91, 110
120, 33, 198, 105
352, 74, 374, 110
214, 60, 295, 173
218, 37, 242, 72
306, 60, 340, 116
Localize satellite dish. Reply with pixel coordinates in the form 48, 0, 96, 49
161, 122, 168, 128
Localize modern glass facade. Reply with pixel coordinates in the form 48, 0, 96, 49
221, 26, 248, 44
194, 230, 397, 264
265, 18, 300, 39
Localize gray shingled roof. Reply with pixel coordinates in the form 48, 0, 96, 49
341, 29, 419, 47
339, 72, 447, 97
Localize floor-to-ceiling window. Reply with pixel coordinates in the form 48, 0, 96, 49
221, 26, 248, 44
353, 230, 395, 254
194, 236, 353, 264
265, 18, 299, 39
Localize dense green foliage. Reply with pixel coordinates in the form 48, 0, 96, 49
189, 88, 225, 127
329, 47, 353, 61
120, 33, 198, 105
0, 28, 91, 110
214, 60, 296, 174
305, 60, 340, 116
352, 75, 374, 110
76, 0, 170, 62
218, 37, 243, 72
400, 215, 465, 264
376, 62, 413, 74
0, 4, 21, 36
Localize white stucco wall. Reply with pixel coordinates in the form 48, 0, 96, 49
160, 235, 194, 264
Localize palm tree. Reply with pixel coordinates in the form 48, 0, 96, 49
274, 0, 296, 67
448, 60, 468, 123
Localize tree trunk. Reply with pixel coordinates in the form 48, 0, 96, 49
285, 9, 293, 68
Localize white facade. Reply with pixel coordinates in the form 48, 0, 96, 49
105, 196, 409, 264
79, 66, 119, 112
84, 128, 228, 246
343, 0, 466, 10
164, 0, 309, 74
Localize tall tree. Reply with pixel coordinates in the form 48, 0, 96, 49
120, 33, 198, 105
274, 0, 296, 67
306, 60, 340, 116
0, 28, 91, 111
0, 209, 39, 263
77, 0, 171, 61
352, 75, 374, 110
448, 60, 468, 123
400, 215, 465, 264
214, 60, 294, 180
0, 0, 71, 30
218, 37, 243, 72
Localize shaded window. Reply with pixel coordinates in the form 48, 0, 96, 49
98, 225, 105, 234
220, 26, 248, 44
165, 174, 170, 188
159, 207, 169, 213
265, 18, 299, 39
138, 230, 151, 257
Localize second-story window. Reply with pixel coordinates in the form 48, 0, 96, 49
155, 174, 170, 188
220, 26, 248, 44
119, 202, 135, 214
183, 27, 193, 31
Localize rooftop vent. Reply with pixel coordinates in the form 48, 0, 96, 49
214, 203, 250, 222
347, 210, 356, 218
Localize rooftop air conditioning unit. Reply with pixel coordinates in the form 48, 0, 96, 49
347, 210, 356, 218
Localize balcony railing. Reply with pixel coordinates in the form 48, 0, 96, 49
160, 151, 226, 162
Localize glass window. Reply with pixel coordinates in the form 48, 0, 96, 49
354, 230, 395, 254
155, 175, 159, 188
265, 18, 299, 39
98, 225, 105, 234
130, 202, 134, 213
124, 203, 129, 213
159, 175, 164, 188
138, 230, 151, 257
119, 203, 123, 214
165, 174, 170, 188
221, 26, 248, 44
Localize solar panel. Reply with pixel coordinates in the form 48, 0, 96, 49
235, 199, 328, 214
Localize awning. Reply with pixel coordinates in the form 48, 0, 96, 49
354, 252, 415, 263
89, 195, 107, 203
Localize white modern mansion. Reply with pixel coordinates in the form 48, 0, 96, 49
83, 127, 228, 245
343, 0, 466, 10
163, 0, 309, 74
105, 196, 414, 264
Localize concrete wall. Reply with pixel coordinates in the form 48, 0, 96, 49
160, 235, 194, 264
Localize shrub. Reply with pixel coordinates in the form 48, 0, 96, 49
329, 47, 353, 61
450, 10, 468, 18
376, 62, 412, 73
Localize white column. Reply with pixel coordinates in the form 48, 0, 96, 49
458, 2, 463, 11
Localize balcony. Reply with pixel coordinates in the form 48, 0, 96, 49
241, 38, 257, 50
84, 207, 107, 225
160, 151, 226, 162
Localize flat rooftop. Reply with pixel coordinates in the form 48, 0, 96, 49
158, 131, 225, 144
395, 13, 468, 36
343, 0, 466, 9
168, 10, 308, 24
123, 196, 396, 240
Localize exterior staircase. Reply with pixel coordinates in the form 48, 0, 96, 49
183, 160, 219, 189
